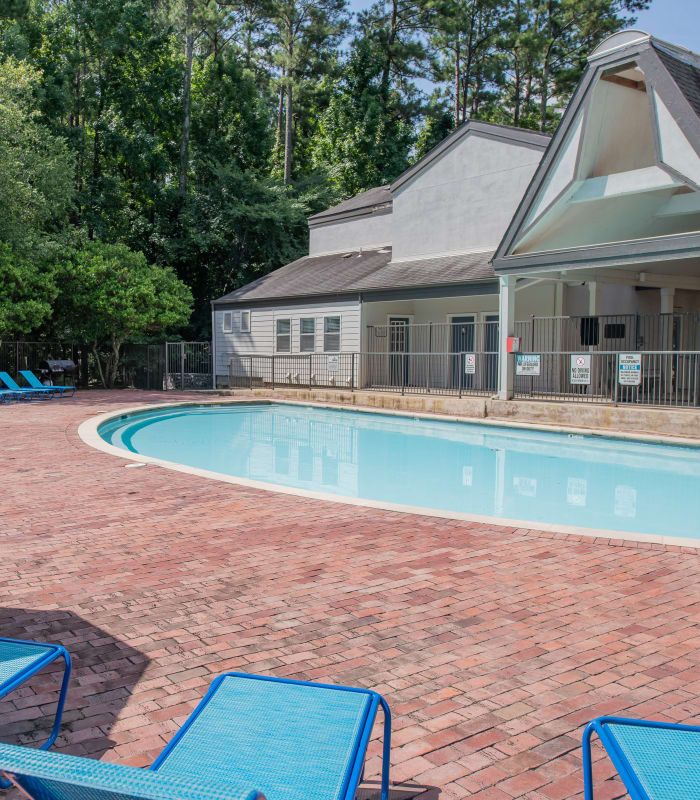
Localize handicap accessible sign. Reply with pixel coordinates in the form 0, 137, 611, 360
618, 352, 641, 386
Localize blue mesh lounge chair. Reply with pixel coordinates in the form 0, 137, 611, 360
19, 370, 76, 397
582, 716, 700, 800
0, 672, 391, 800
0, 637, 72, 752
0, 389, 21, 403
0, 372, 53, 400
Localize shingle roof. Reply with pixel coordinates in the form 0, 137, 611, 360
653, 44, 700, 118
213, 248, 496, 304
308, 186, 392, 223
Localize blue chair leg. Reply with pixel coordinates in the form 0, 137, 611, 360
379, 696, 391, 800
42, 647, 71, 750
582, 721, 595, 800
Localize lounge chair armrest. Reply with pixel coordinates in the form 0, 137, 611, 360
0, 743, 264, 800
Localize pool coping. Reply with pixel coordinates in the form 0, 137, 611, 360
77, 398, 700, 551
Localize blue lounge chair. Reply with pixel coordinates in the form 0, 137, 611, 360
0, 672, 391, 800
19, 369, 76, 397
583, 715, 700, 800
0, 637, 72, 752
0, 371, 53, 400
0, 389, 21, 403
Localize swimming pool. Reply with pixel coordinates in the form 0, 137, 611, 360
97, 402, 700, 539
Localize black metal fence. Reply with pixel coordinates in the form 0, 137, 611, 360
513, 351, 700, 407
0, 340, 211, 391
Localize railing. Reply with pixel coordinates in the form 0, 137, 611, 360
228, 352, 497, 397
165, 341, 212, 389
513, 351, 700, 407
228, 353, 358, 391
514, 312, 700, 352
367, 320, 499, 354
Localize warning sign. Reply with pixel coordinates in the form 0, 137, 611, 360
327, 355, 339, 372
464, 353, 476, 375
516, 354, 541, 376
618, 352, 641, 386
570, 354, 591, 385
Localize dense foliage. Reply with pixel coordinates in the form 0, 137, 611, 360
0, 0, 649, 339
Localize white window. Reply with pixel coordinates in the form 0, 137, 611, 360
276, 318, 291, 352
240, 310, 251, 332
222, 311, 233, 333
324, 316, 341, 352
300, 318, 315, 352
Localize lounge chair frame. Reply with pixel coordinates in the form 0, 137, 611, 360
0, 637, 72, 751
583, 715, 700, 800
19, 370, 76, 397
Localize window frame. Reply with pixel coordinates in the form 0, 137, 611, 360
275, 318, 292, 353
323, 315, 341, 352
299, 317, 316, 352
222, 311, 233, 333
240, 310, 251, 333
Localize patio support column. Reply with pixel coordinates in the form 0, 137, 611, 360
660, 287, 675, 314
660, 287, 675, 352
498, 274, 516, 400
588, 281, 602, 316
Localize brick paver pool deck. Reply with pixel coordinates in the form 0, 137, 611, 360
2, 391, 699, 799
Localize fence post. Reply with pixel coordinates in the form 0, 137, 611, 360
180, 341, 185, 390
271, 355, 275, 390
309, 354, 312, 390
164, 343, 170, 390
249, 356, 253, 391
458, 353, 463, 399
351, 352, 355, 391
228, 358, 233, 390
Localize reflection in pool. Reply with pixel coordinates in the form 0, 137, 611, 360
99, 403, 700, 538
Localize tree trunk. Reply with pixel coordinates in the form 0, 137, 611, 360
283, 35, 293, 185
284, 80, 293, 184
179, 0, 194, 197
275, 76, 285, 163
454, 37, 460, 127
109, 335, 122, 388
379, 0, 398, 107
92, 342, 107, 389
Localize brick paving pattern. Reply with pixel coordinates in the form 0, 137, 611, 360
1, 391, 699, 799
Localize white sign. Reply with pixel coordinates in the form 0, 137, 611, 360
327, 355, 339, 373
615, 485, 637, 519
516, 354, 541, 376
570, 354, 591, 385
567, 477, 587, 507
462, 466, 473, 487
618, 352, 641, 386
464, 353, 476, 375
513, 476, 537, 497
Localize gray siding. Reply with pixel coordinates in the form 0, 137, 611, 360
215, 299, 362, 375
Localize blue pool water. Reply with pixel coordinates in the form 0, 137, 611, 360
99, 403, 700, 538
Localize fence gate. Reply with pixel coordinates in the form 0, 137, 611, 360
165, 342, 212, 390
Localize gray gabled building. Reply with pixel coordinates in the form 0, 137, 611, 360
212, 30, 700, 400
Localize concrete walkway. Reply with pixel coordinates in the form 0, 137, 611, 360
1, 390, 699, 799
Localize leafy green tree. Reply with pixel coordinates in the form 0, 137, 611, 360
57, 243, 192, 386
0, 244, 57, 338
0, 57, 73, 250
311, 36, 414, 195
269, 0, 348, 183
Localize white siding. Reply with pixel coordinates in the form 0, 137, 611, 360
215, 299, 361, 375
308, 211, 392, 256
392, 132, 543, 261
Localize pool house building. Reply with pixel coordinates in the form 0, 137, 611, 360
212, 30, 700, 408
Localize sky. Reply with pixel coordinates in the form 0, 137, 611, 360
347, 0, 700, 54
